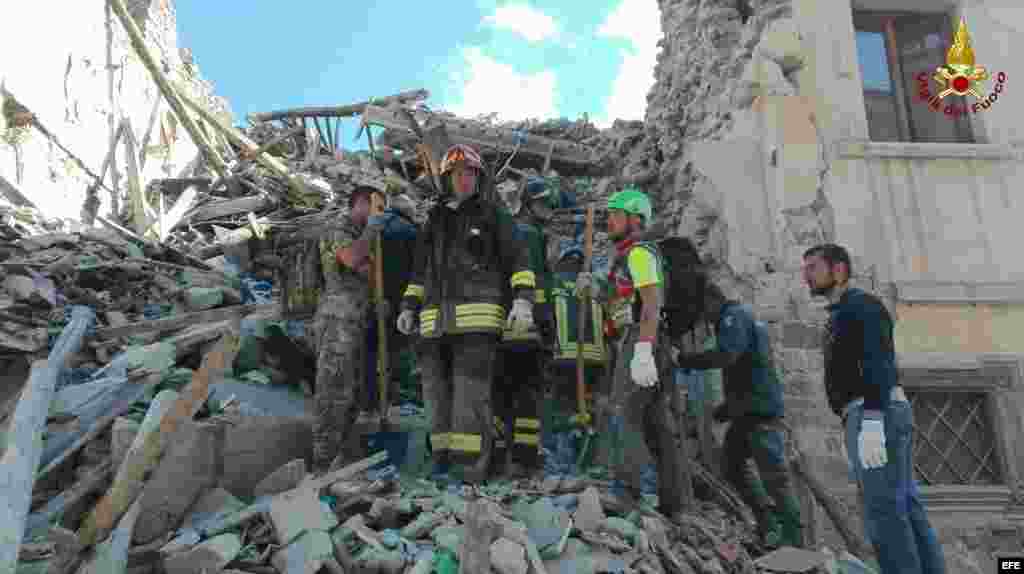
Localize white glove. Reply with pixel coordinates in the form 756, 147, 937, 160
574, 272, 595, 298
506, 298, 534, 332
630, 341, 658, 387
858, 418, 887, 469
396, 309, 417, 336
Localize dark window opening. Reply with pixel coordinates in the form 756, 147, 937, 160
853, 12, 975, 143
906, 389, 1002, 486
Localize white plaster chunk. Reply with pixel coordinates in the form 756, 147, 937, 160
756, 18, 805, 73
731, 58, 794, 108
490, 538, 529, 574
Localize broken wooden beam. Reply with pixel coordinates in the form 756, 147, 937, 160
107, 0, 228, 179
363, 104, 606, 176
75, 389, 179, 548
790, 450, 874, 562
91, 303, 278, 340
174, 86, 308, 203
183, 194, 276, 224
0, 173, 38, 209
0, 306, 95, 572
25, 460, 114, 538
248, 89, 430, 122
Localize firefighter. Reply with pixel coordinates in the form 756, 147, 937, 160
575, 187, 687, 516
312, 185, 379, 473
494, 176, 557, 476
672, 278, 803, 548
396, 144, 535, 484
545, 244, 608, 470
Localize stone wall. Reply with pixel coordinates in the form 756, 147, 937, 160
629, 0, 1017, 571
0, 0, 230, 224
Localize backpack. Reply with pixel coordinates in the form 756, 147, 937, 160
640, 236, 705, 338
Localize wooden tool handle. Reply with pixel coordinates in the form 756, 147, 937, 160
577, 205, 594, 421
369, 193, 389, 419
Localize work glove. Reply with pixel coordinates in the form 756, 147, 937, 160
858, 417, 887, 469
396, 309, 417, 336
506, 298, 534, 333
574, 271, 597, 298
630, 341, 658, 387
712, 403, 730, 423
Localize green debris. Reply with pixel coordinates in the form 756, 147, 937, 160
601, 516, 641, 544
431, 525, 465, 555
184, 286, 224, 311
122, 341, 177, 375
240, 370, 272, 386
431, 548, 459, 574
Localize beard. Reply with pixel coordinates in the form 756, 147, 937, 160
809, 275, 836, 297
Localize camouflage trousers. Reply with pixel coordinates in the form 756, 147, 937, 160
312, 294, 368, 472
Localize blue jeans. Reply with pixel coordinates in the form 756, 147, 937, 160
845, 400, 946, 574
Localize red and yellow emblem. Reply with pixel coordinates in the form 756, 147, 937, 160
932, 18, 988, 100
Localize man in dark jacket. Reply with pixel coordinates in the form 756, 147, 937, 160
802, 243, 944, 574
673, 278, 802, 548
397, 144, 535, 484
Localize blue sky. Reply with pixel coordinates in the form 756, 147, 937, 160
175, 0, 662, 146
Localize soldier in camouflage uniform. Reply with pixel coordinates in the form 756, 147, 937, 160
312, 185, 379, 473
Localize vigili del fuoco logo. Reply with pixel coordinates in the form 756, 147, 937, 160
916, 18, 1007, 117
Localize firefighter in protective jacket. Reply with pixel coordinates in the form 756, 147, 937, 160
494, 176, 556, 475
396, 144, 535, 483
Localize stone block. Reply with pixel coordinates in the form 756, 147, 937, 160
491, 538, 528, 574
573, 487, 606, 533
219, 415, 314, 499
253, 458, 307, 498
782, 321, 822, 349
731, 58, 793, 109
271, 530, 337, 574
133, 420, 220, 544
163, 532, 241, 574
756, 18, 805, 73
268, 485, 338, 545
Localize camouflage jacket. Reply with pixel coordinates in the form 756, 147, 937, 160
318, 214, 371, 301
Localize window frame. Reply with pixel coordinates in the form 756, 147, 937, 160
897, 355, 1024, 512
851, 10, 975, 144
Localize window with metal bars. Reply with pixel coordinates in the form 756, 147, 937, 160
906, 389, 1003, 486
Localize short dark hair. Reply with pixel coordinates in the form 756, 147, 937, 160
803, 243, 852, 274
349, 185, 380, 208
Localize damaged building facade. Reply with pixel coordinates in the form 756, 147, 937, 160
637, 0, 1024, 568
0, 0, 230, 225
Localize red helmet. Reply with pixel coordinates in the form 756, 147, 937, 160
439, 144, 483, 175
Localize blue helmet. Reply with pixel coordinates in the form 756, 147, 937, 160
559, 245, 584, 262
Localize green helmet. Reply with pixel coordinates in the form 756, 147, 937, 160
607, 187, 652, 221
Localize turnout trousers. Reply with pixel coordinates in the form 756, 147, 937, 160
312, 294, 368, 473
608, 326, 688, 516
419, 333, 499, 483
722, 416, 803, 547
494, 345, 546, 471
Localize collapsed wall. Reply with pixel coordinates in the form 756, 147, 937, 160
0, 0, 229, 224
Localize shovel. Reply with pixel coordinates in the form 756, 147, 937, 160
363, 192, 410, 470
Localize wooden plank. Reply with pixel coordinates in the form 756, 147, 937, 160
0, 173, 37, 209
107, 0, 228, 179
363, 104, 602, 173
248, 89, 429, 122
0, 307, 95, 572
183, 195, 276, 224
91, 303, 277, 340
